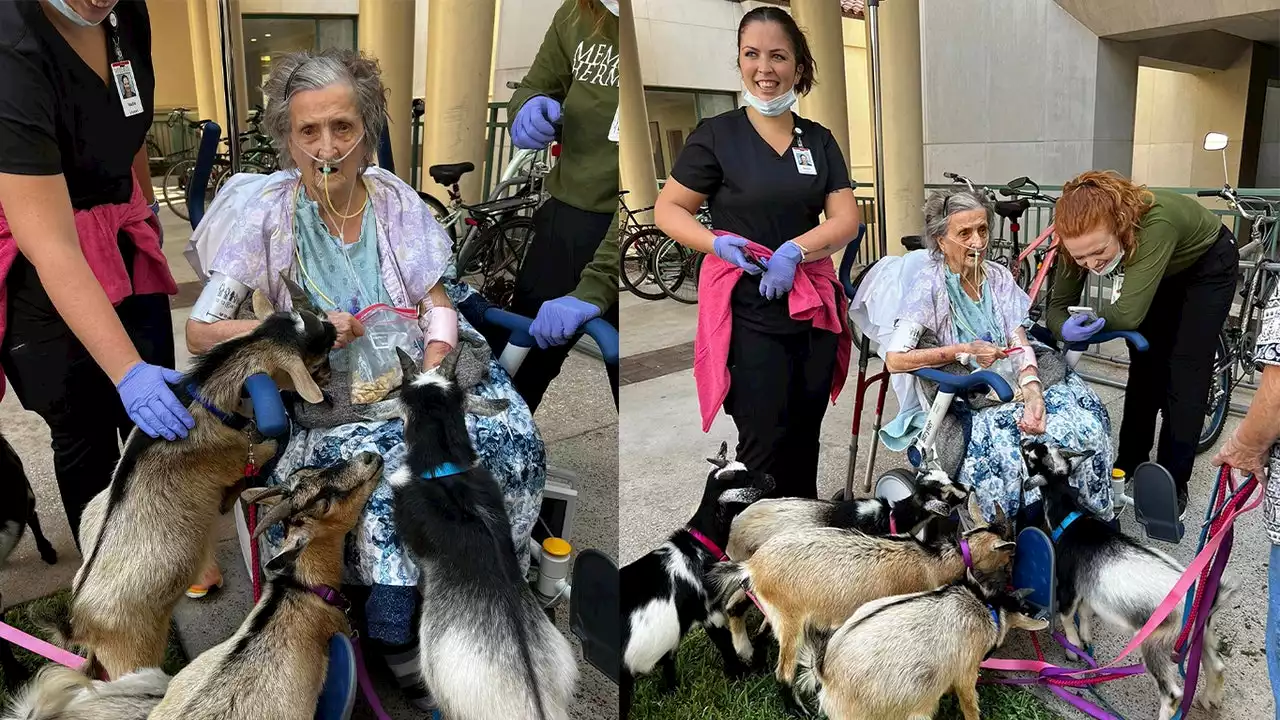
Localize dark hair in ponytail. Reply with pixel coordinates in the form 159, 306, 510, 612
737, 7, 817, 95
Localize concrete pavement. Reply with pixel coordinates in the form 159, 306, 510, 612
0, 201, 619, 719
619, 292, 1273, 720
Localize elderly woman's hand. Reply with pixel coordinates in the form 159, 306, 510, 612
1018, 385, 1046, 435
965, 340, 1008, 369
1213, 432, 1270, 484
326, 311, 365, 349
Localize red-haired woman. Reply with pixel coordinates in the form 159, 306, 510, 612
1048, 171, 1239, 515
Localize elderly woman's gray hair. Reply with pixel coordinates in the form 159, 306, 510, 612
261, 49, 388, 171
920, 189, 994, 256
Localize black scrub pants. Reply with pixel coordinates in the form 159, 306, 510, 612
509, 196, 619, 413
1114, 226, 1238, 504
0, 240, 176, 547
724, 316, 839, 500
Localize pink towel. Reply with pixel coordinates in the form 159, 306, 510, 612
0, 176, 177, 400
694, 232, 852, 432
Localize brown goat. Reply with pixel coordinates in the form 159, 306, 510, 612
67, 277, 335, 680
709, 496, 1015, 712
150, 451, 383, 719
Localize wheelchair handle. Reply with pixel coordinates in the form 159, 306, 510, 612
244, 372, 290, 437
913, 367, 1015, 403
837, 223, 869, 301
1067, 329, 1149, 353
482, 308, 619, 366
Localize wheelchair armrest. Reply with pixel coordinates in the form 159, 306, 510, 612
1077, 330, 1149, 353
244, 373, 289, 437
913, 368, 1014, 403
837, 223, 869, 301
482, 307, 537, 348
582, 318, 619, 366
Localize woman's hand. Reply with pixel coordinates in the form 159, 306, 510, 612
1213, 432, 1270, 483
965, 341, 1008, 369
424, 340, 452, 370
1019, 385, 1046, 435
326, 311, 365, 349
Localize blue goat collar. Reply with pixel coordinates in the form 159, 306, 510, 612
185, 382, 249, 431
420, 462, 468, 480
988, 605, 1001, 631
1051, 511, 1084, 543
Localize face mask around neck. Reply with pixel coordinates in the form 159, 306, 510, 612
742, 85, 797, 118
45, 0, 107, 27
1090, 246, 1124, 276
599, 0, 619, 16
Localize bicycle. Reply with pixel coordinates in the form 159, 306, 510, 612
162, 113, 278, 221
1196, 179, 1279, 452
618, 190, 669, 300
421, 161, 545, 308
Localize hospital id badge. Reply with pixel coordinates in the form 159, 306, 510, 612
608, 106, 619, 143
1110, 274, 1124, 304
792, 147, 817, 175
112, 61, 144, 117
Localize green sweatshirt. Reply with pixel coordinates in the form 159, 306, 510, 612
509, 0, 619, 312
1047, 188, 1224, 336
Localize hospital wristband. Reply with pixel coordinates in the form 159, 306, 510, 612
1019, 374, 1042, 388
426, 306, 458, 350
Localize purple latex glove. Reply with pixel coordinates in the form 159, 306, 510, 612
149, 200, 163, 248
1062, 314, 1106, 343
712, 234, 765, 275
116, 362, 195, 440
530, 296, 601, 349
511, 96, 562, 150
759, 241, 804, 300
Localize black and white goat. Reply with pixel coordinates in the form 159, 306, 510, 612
1022, 440, 1236, 720
390, 347, 577, 720
795, 570, 1047, 720
619, 444, 775, 719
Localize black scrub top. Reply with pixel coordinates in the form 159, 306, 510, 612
671, 108, 853, 333
0, 0, 154, 210
0, 0, 153, 311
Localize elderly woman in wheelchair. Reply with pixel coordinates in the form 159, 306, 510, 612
868, 189, 1116, 523
183, 48, 545, 710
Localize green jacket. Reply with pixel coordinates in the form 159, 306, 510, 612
1047, 188, 1224, 336
509, 0, 619, 311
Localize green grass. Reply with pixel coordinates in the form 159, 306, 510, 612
629, 627, 1060, 720
0, 589, 188, 708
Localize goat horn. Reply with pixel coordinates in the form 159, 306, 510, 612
243, 486, 286, 505
706, 441, 730, 468
1011, 587, 1035, 600
252, 499, 296, 539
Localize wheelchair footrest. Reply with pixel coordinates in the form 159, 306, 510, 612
1012, 527, 1056, 621
570, 549, 621, 685
1133, 462, 1184, 544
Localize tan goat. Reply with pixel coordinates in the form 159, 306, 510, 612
710, 495, 1015, 713
5, 453, 382, 720
67, 278, 335, 679
796, 571, 1047, 720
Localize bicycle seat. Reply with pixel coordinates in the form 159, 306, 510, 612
995, 199, 1031, 221
618, 189, 630, 197
429, 162, 475, 187
901, 235, 925, 251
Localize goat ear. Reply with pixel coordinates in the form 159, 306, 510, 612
264, 530, 313, 574
439, 344, 460, 380
241, 486, 286, 507
992, 502, 1008, 529
465, 394, 509, 417
706, 441, 730, 469
395, 347, 419, 384
966, 494, 985, 527
274, 355, 325, 404
252, 290, 276, 321
279, 272, 322, 316
993, 540, 1018, 552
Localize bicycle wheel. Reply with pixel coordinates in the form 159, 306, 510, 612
214, 162, 269, 195
1197, 331, 1232, 454
461, 217, 534, 308
620, 229, 668, 301
162, 159, 195, 221
420, 192, 456, 245
653, 239, 701, 305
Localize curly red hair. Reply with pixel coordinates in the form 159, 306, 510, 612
1054, 171, 1155, 266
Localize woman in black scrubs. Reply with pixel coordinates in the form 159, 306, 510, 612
654, 7, 862, 498
0, 0, 191, 544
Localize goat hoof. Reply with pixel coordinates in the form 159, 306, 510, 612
38, 548, 57, 565
1064, 650, 1078, 663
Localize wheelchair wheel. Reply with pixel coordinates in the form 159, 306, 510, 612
1197, 332, 1231, 454
874, 468, 917, 504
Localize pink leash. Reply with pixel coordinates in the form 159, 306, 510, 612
0, 621, 86, 671
688, 527, 769, 614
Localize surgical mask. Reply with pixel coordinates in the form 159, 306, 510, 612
1090, 248, 1124, 277
742, 85, 797, 117
45, 0, 109, 27
599, 0, 619, 16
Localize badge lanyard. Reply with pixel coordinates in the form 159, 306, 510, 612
791, 127, 816, 176
106, 12, 144, 118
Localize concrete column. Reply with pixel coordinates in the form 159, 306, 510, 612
420, 0, 497, 203
618, 0, 657, 218
791, 0, 852, 163
204, 0, 248, 131
187, 0, 218, 122
874, 0, 925, 255
358, 0, 416, 182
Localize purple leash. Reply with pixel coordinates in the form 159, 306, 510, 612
310, 585, 394, 720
